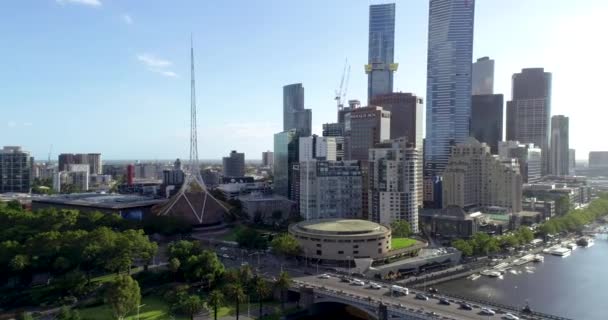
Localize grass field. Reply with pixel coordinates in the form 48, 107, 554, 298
78, 296, 187, 320
391, 238, 417, 250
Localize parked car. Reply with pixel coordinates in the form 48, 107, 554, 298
481, 307, 496, 316
460, 302, 473, 310
415, 293, 429, 300
439, 298, 451, 305
318, 273, 331, 279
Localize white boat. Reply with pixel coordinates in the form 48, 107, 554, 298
550, 247, 571, 257
566, 242, 577, 250
488, 271, 502, 277
586, 238, 595, 247
468, 274, 481, 281
533, 255, 544, 263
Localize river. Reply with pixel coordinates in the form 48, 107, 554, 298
435, 234, 608, 320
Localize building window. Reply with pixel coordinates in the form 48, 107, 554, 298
316, 244, 321, 248
316, 250, 322, 255
378, 242, 382, 246
338, 251, 344, 254
378, 248, 382, 254
353, 245, 359, 249
353, 251, 359, 254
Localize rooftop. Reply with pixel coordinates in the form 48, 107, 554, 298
292, 218, 388, 236
33, 193, 166, 209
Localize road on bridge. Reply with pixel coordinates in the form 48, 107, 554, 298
294, 274, 520, 320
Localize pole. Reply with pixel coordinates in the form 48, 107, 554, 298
248, 295, 250, 318
137, 304, 145, 320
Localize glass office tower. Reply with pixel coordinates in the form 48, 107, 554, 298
367, 3, 396, 103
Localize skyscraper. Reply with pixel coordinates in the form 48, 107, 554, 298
424, 0, 476, 205
262, 151, 274, 167
283, 83, 312, 136
568, 149, 576, 175
58, 153, 102, 175
366, 3, 396, 103
222, 150, 245, 177
498, 141, 542, 183
506, 68, 552, 175
550, 115, 569, 176
349, 106, 391, 161
470, 94, 503, 154
472, 56, 494, 95
0, 146, 33, 193
273, 129, 299, 199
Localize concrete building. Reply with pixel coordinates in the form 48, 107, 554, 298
471, 94, 503, 154
289, 219, 392, 262
522, 198, 555, 220
550, 115, 569, 176
498, 141, 542, 183
589, 151, 608, 168
569, 149, 576, 175
299, 160, 363, 220
369, 92, 424, 149
349, 106, 391, 161
419, 207, 482, 239
273, 129, 300, 199
442, 138, 523, 213
299, 135, 337, 161
283, 83, 312, 137
0, 146, 33, 193
368, 138, 420, 233
472, 56, 494, 95
58, 153, 101, 175
134, 162, 165, 180
262, 151, 274, 167
222, 150, 245, 178
366, 3, 396, 103
240, 192, 296, 224
506, 68, 552, 175
424, 0, 475, 188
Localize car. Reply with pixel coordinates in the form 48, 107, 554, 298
221, 254, 230, 259
318, 273, 331, 279
351, 279, 365, 286
460, 303, 473, 310
503, 313, 520, 320
439, 298, 451, 305
340, 276, 350, 283
220, 247, 228, 251
241, 261, 249, 266
481, 307, 496, 316
428, 287, 439, 294
368, 282, 382, 289
415, 293, 429, 300
426, 311, 439, 318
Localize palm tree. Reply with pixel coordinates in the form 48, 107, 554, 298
225, 283, 246, 320
207, 289, 224, 320
274, 271, 292, 311
239, 264, 253, 289
253, 276, 271, 317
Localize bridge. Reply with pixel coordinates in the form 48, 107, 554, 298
291, 275, 572, 320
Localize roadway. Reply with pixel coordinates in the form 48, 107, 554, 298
294, 274, 520, 320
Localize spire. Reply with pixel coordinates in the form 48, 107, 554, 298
189, 37, 200, 175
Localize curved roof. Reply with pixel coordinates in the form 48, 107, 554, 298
292, 218, 389, 236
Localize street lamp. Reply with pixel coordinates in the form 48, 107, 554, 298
137, 304, 146, 320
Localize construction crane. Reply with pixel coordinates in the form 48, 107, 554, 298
334, 58, 350, 110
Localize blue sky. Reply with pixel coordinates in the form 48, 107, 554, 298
1, 0, 607, 161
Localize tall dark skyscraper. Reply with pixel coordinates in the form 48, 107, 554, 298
273, 129, 299, 199
506, 68, 552, 175
424, 0, 475, 206
370, 92, 424, 149
366, 3, 396, 103
283, 83, 312, 136
222, 150, 245, 178
471, 94, 503, 154
550, 115, 569, 176
472, 56, 494, 95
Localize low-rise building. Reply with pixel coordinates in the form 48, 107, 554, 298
419, 206, 482, 239
239, 192, 296, 223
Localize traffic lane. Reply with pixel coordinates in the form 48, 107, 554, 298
295, 275, 501, 320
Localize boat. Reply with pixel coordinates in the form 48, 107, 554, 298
550, 247, 571, 257
533, 255, 544, 263
577, 237, 594, 247
566, 242, 577, 250
467, 274, 481, 281
488, 271, 502, 277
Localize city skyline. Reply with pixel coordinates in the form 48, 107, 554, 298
1, 0, 607, 160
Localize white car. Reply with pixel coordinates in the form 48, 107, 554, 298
351, 279, 365, 286
368, 282, 382, 289
481, 307, 496, 316
220, 247, 228, 251
318, 273, 331, 279
503, 313, 519, 320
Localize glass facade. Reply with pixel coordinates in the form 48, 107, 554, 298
273, 130, 299, 198
471, 94, 503, 154
283, 83, 311, 136
367, 3, 396, 103
425, 0, 475, 181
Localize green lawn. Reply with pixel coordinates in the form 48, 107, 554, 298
391, 238, 417, 250
78, 296, 187, 320
219, 225, 244, 242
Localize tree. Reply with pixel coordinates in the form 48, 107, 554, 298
253, 276, 271, 317
207, 289, 224, 320
170, 257, 181, 273
239, 264, 254, 289
516, 227, 534, 244
174, 295, 206, 320
225, 283, 246, 320
270, 234, 300, 257
390, 220, 412, 238
451, 239, 473, 256
105, 275, 141, 320
236, 227, 268, 250
57, 306, 81, 320
274, 271, 292, 311
555, 195, 571, 216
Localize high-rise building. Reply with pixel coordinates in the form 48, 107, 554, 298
349, 106, 391, 161
262, 151, 274, 167
370, 92, 424, 147
498, 141, 542, 183
506, 68, 552, 175
0, 146, 33, 193
424, 0, 476, 202
470, 94, 503, 154
299, 160, 363, 220
299, 135, 337, 161
443, 138, 522, 213
273, 129, 299, 199
366, 3, 397, 103
369, 138, 419, 233
127, 164, 135, 185
550, 115, 569, 176
589, 151, 608, 168
58, 153, 102, 175
472, 56, 494, 95
283, 83, 312, 136
569, 149, 576, 175
222, 150, 245, 177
